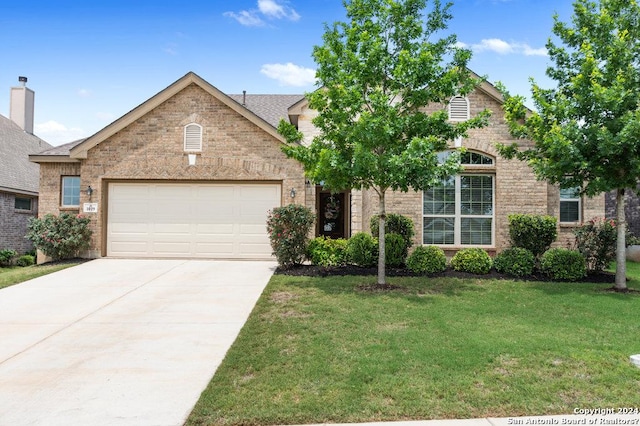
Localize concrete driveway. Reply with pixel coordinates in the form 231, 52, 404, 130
0, 258, 276, 426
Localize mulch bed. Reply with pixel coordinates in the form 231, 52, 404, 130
276, 263, 619, 284
276, 264, 640, 293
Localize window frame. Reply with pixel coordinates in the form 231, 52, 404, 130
14, 196, 33, 212
61, 176, 81, 207
184, 123, 203, 152
559, 187, 582, 223
423, 151, 495, 247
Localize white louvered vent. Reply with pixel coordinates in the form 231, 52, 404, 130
184, 123, 202, 151
448, 96, 470, 122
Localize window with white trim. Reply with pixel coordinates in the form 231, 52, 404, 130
448, 96, 470, 121
61, 176, 81, 207
560, 187, 581, 223
184, 123, 202, 151
423, 152, 494, 246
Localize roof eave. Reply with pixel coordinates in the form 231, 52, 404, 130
29, 154, 79, 163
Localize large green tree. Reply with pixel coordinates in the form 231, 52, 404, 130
279, 0, 490, 285
497, 0, 640, 291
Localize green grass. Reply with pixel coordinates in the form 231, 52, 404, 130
0, 263, 81, 290
187, 266, 640, 426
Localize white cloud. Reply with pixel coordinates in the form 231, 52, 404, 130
223, 10, 265, 27
522, 44, 548, 56
473, 38, 514, 54
35, 120, 87, 145
77, 89, 91, 98
469, 38, 547, 56
260, 62, 316, 86
225, 1, 299, 27
258, 0, 300, 21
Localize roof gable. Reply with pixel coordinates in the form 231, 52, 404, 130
69, 72, 290, 159
0, 114, 52, 194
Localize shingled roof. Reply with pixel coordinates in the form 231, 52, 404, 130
227, 94, 305, 128
0, 114, 52, 195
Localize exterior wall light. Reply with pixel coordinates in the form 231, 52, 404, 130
290, 188, 297, 198
86, 186, 93, 196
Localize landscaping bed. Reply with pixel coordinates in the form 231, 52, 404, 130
276, 263, 618, 283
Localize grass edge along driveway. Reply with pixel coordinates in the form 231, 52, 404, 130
0, 262, 82, 290
187, 264, 640, 426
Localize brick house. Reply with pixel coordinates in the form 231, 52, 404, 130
30, 72, 604, 262
0, 78, 52, 253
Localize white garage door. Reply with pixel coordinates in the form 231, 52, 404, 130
107, 182, 281, 259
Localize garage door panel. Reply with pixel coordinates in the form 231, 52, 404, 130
109, 241, 150, 255
194, 242, 236, 256
108, 183, 280, 259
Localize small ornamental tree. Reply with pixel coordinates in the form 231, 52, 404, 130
266, 204, 315, 269
497, 0, 640, 290
279, 0, 490, 285
26, 213, 92, 260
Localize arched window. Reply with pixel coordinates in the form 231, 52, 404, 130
448, 96, 470, 121
423, 150, 495, 246
184, 123, 202, 151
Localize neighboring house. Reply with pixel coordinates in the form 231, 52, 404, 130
0, 78, 52, 254
30, 72, 604, 262
605, 190, 640, 237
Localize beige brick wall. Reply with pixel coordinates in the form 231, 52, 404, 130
295, 86, 606, 252
38, 84, 306, 257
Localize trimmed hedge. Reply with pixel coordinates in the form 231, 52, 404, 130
346, 232, 378, 267
450, 248, 493, 275
493, 247, 535, 277
406, 246, 447, 274
307, 236, 348, 267
540, 248, 586, 281
508, 214, 557, 257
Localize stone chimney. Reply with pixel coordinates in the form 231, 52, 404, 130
10, 76, 35, 134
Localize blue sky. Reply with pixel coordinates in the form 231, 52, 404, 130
0, 0, 575, 146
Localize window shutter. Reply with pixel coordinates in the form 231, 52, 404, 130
449, 96, 469, 121
184, 124, 202, 151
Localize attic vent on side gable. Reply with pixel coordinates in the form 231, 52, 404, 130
184, 123, 202, 151
448, 96, 470, 122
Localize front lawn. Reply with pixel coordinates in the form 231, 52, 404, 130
0, 263, 81, 290
187, 267, 640, 425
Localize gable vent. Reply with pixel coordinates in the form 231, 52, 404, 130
184, 123, 203, 151
448, 96, 470, 122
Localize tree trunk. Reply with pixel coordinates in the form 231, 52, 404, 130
377, 190, 386, 285
615, 188, 628, 291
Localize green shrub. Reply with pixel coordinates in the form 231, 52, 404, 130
406, 246, 447, 274
385, 233, 407, 268
26, 213, 92, 261
450, 248, 493, 274
370, 213, 415, 252
493, 247, 535, 277
0, 249, 17, 267
16, 255, 35, 267
540, 248, 586, 281
346, 232, 378, 267
508, 214, 557, 258
307, 236, 348, 267
266, 204, 315, 269
574, 217, 616, 273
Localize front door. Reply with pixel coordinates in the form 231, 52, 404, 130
317, 190, 348, 239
